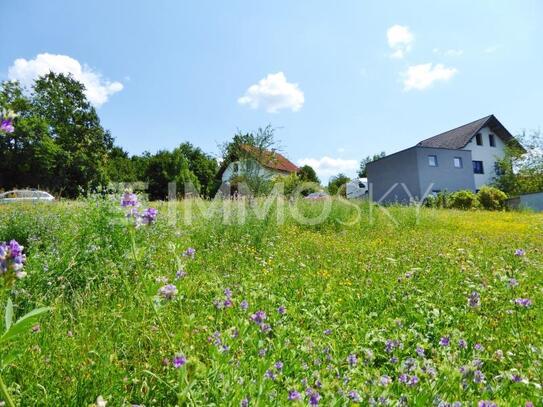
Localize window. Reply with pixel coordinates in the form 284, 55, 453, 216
475, 133, 483, 146
453, 157, 463, 168
428, 155, 438, 167
233, 163, 239, 173
473, 160, 484, 174
358, 181, 366, 189
489, 134, 496, 147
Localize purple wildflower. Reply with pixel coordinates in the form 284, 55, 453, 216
224, 288, 232, 298
258, 348, 267, 357
478, 401, 496, 407
223, 299, 233, 308
158, 284, 178, 300
348, 391, 361, 402
514, 249, 525, 256
183, 247, 196, 258
347, 354, 358, 366
240, 398, 249, 407
439, 337, 450, 346
142, 207, 158, 224
274, 361, 284, 370
250, 310, 267, 325
416, 346, 425, 357
474, 343, 484, 352
380, 375, 392, 386
473, 370, 485, 384
323, 329, 332, 335
172, 355, 186, 368
175, 269, 187, 279
277, 305, 286, 315
240, 300, 249, 310
121, 192, 139, 207
515, 298, 532, 308
458, 339, 467, 349
260, 323, 272, 333
309, 391, 321, 405
508, 278, 518, 287
511, 374, 522, 382
0, 119, 15, 133
468, 291, 480, 307
264, 369, 276, 380
288, 390, 302, 401
408, 375, 419, 386
398, 374, 408, 384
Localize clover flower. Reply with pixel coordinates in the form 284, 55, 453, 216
250, 310, 267, 325
172, 355, 186, 368
142, 208, 158, 224
158, 284, 178, 300
515, 298, 532, 308
183, 247, 196, 258
0, 239, 27, 283
439, 337, 450, 346
468, 291, 480, 307
121, 192, 139, 207
347, 353, 357, 366
348, 391, 360, 402
288, 390, 301, 401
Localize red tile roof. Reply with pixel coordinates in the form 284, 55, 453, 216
239, 144, 299, 173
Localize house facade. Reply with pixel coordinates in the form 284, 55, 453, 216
367, 115, 522, 204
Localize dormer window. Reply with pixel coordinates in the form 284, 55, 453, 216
475, 133, 483, 146
233, 163, 239, 173
489, 134, 496, 147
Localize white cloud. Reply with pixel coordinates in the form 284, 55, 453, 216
402, 63, 458, 91
238, 72, 304, 113
484, 45, 500, 54
433, 48, 464, 57
387, 25, 414, 59
7, 53, 123, 107
297, 156, 358, 181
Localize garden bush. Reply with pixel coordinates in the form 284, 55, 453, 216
449, 190, 479, 210
477, 186, 508, 210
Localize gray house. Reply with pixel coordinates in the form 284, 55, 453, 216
367, 115, 523, 204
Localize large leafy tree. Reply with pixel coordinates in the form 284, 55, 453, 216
327, 173, 350, 196
494, 130, 543, 195
0, 81, 60, 191
32, 73, 113, 196
298, 164, 320, 184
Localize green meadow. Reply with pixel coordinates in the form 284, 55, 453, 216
0, 198, 541, 406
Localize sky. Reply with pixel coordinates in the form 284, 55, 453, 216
1, 0, 542, 181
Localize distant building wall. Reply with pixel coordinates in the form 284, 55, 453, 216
415, 148, 475, 194
367, 147, 421, 204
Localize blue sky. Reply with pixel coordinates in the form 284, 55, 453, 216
1, 0, 542, 181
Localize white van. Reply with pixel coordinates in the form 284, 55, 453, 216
346, 178, 369, 199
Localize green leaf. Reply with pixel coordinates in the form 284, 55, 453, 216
0, 307, 51, 345
4, 299, 13, 332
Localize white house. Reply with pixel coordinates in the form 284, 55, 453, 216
219, 145, 299, 183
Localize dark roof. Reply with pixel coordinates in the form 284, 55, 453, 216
417, 115, 523, 150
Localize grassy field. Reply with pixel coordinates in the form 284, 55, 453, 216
0, 197, 542, 406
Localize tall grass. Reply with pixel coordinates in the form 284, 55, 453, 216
0, 197, 541, 405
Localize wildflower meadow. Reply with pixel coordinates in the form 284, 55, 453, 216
0, 196, 541, 406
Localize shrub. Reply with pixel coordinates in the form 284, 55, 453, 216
449, 190, 479, 210
477, 186, 508, 210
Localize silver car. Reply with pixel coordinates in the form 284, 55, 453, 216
0, 189, 55, 203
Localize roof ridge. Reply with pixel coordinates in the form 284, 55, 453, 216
418, 114, 493, 145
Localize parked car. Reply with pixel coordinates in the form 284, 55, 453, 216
0, 190, 55, 203
304, 191, 329, 200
